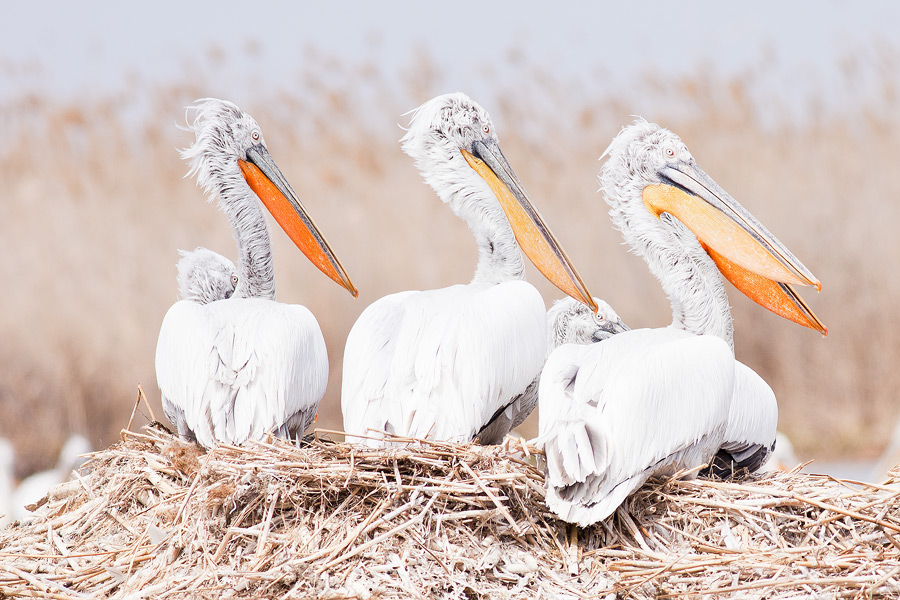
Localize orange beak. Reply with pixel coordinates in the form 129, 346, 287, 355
461, 142, 597, 313
702, 242, 827, 335
238, 147, 357, 297
641, 161, 825, 334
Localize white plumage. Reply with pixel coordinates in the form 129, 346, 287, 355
157, 299, 327, 448
176, 247, 238, 304
156, 99, 356, 449
537, 120, 823, 525
0, 439, 14, 528
539, 326, 733, 526
10, 435, 91, 523
342, 93, 595, 446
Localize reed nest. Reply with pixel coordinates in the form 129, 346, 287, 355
2, 423, 900, 600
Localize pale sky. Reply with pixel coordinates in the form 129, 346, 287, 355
2, 1, 896, 121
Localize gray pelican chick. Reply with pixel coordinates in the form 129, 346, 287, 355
176, 247, 238, 304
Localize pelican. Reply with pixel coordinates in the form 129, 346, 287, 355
0, 439, 14, 527
176, 247, 238, 304
11, 435, 91, 522
763, 431, 800, 472
538, 120, 825, 526
156, 99, 357, 449
341, 93, 596, 446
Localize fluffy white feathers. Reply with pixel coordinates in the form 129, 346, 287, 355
599, 120, 734, 346
176, 247, 238, 304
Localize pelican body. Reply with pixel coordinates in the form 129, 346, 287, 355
156, 99, 356, 449
341, 93, 595, 446
538, 120, 825, 526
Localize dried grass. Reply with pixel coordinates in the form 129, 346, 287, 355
2, 418, 899, 599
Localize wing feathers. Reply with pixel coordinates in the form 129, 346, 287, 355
538, 329, 734, 526
156, 298, 327, 448
342, 282, 546, 446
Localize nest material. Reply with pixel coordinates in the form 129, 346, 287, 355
1, 424, 899, 600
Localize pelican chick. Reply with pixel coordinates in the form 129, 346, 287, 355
176, 247, 238, 304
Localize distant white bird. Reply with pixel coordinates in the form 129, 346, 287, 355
156, 99, 357, 449
763, 431, 800, 472
870, 418, 900, 483
11, 435, 91, 522
341, 93, 597, 446
0, 439, 14, 528
176, 247, 238, 304
538, 120, 825, 526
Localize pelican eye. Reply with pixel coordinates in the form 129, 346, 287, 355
482, 124, 490, 135
591, 311, 606, 325
664, 147, 676, 159
251, 130, 260, 142
231, 275, 239, 286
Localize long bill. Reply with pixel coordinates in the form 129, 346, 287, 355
702, 242, 827, 335
461, 140, 597, 313
642, 161, 825, 333
239, 146, 358, 297
644, 162, 820, 290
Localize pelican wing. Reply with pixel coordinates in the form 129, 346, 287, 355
341, 290, 417, 441
537, 328, 733, 526
703, 360, 777, 477
342, 281, 546, 445
156, 298, 328, 448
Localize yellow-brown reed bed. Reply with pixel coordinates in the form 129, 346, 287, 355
1, 420, 899, 600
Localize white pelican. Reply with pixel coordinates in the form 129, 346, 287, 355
870, 418, 900, 483
0, 439, 13, 527
176, 247, 238, 304
11, 435, 91, 522
156, 99, 357, 449
763, 431, 800, 472
341, 93, 596, 446
538, 120, 825, 526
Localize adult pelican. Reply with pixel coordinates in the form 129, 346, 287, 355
176, 247, 238, 304
156, 99, 357, 449
538, 120, 825, 526
341, 93, 596, 446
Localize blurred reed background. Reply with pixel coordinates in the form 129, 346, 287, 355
2, 44, 899, 478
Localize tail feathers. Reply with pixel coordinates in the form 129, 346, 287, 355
700, 442, 772, 480
542, 421, 608, 489
545, 472, 649, 527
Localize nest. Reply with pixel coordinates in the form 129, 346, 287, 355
2, 423, 900, 599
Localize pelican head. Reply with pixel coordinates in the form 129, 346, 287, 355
547, 296, 629, 352
600, 119, 826, 334
176, 247, 238, 304
402, 93, 597, 311
181, 98, 357, 297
